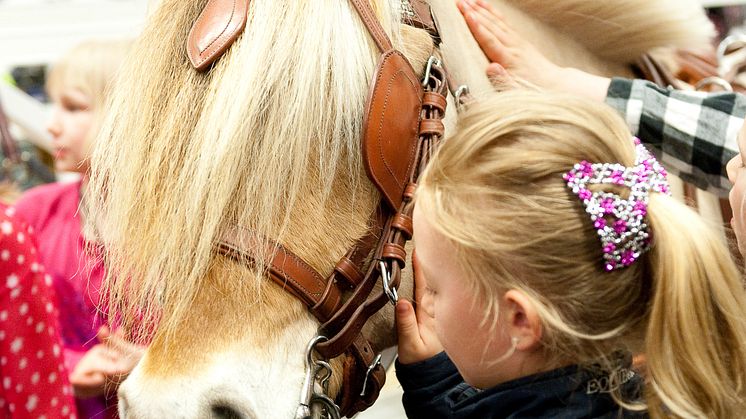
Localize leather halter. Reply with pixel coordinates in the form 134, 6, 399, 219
187, 0, 448, 417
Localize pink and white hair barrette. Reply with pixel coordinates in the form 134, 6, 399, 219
563, 138, 671, 272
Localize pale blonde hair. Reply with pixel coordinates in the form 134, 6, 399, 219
417, 90, 746, 418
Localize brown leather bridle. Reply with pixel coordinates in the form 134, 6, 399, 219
186, 0, 449, 417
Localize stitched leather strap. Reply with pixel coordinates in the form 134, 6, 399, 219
187, 0, 250, 71
348, 0, 393, 52
217, 226, 343, 322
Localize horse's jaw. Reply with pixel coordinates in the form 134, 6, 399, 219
119, 328, 316, 418
119, 348, 304, 418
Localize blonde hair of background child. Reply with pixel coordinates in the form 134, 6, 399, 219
46, 39, 132, 148
416, 90, 746, 418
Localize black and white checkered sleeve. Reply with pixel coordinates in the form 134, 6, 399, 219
605, 77, 746, 196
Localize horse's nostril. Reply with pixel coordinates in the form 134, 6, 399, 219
211, 404, 245, 419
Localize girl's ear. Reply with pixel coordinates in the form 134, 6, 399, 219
503, 289, 542, 351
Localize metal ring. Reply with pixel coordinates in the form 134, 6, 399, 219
422, 55, 442, 87
379, 261, 399, 305
717, 34, 746, 64
304, 335, 328, 367
695, 76, 733, 92
309, 394, 341, 419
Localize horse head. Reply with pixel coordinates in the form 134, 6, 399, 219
89, 0, 711, 417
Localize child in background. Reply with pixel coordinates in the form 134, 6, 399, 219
396, 90, 746, 418
14, 40, 142, 419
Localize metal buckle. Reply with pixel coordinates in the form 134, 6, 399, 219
379, 261, 399, 305
454, 85, 470, 106
360, 353, 383, 396
422, 56, 442, 87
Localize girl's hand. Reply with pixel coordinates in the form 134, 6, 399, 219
396, 251, 444, 364
457, 0, 611, 101
69, 326, 146, 398
96, 326, 146, 386
69, 343, 123, 398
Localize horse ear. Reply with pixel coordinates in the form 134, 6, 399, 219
187, 0, 250, 71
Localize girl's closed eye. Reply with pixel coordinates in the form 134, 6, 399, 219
61, 98, 89, 113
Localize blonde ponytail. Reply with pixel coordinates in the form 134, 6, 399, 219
645, 195, 746, 418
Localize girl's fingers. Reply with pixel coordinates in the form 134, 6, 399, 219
396, 300, 423, 347
412, 250, 426, 304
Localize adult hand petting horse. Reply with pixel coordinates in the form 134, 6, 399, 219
458, 0, 612, 102
396, 251, 444, 365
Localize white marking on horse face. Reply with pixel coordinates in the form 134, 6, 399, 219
119, 334, 311, 418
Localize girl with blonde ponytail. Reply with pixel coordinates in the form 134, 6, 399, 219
395, 90, 746, 418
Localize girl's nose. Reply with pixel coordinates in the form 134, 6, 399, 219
46, 109, 62, 138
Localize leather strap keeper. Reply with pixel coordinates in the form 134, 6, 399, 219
382, 243, 407, 266
423, 91, 447, 112
419, 119, 445, 136
391, 213, 414, 239
334, 257, 366, 288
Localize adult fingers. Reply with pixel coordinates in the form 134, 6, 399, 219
460, 0, 513, 45
460, 7, 509, 65
487, 62, 517, 88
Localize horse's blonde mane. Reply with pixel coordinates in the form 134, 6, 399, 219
89, 0, 433, 340
507, 0, 714, 62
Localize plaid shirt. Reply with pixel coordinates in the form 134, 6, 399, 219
605, 78, 746, 196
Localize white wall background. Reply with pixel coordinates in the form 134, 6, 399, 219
0, 0, 149, 70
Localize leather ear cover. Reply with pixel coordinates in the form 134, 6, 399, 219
187, 0, 250, 71
362, 50, 424, 210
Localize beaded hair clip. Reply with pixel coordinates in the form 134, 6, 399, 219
563, 138, 671, 271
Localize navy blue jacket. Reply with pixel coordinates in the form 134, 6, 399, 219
396, 352, 646, 418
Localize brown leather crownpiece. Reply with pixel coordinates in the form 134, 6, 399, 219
187, 0, 250, 71
362, 50, 424, 210
349, 0, 394, 52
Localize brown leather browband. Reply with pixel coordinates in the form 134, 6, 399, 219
192, 0, 448, 416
